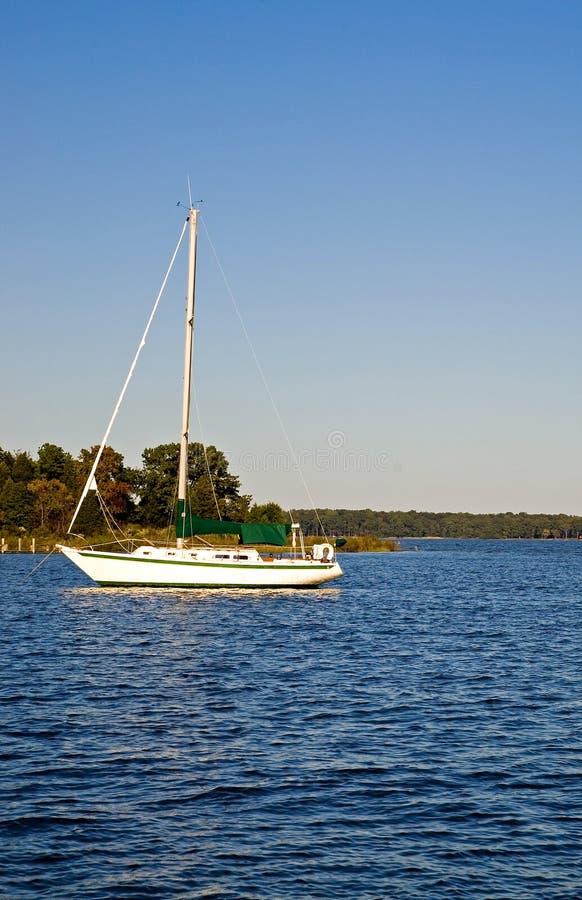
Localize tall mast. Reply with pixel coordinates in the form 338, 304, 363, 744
177, 207, 198, 548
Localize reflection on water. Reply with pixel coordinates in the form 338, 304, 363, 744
64, 585, 343, 603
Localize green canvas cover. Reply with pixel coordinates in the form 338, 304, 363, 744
176, 501, 291, 546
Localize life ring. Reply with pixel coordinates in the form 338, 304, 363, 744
314, 542, 334, 562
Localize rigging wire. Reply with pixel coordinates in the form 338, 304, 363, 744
20, 546, 59, 585
95, 487, 133, 548
200, 216, 328, 541
67, 216, 189, 534
165, 478, 179, 547
192, 381, 223, 520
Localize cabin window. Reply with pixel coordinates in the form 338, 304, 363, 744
215, 553, 230, 559
234, 555, 248, 560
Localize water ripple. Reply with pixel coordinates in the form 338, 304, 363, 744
1, 542, 582, 898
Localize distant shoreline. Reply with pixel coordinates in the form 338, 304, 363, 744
296, 508, 582, 541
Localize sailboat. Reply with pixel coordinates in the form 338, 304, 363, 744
59, 205, 344, 588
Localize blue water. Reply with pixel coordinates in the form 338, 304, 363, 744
1, 541, 581, 898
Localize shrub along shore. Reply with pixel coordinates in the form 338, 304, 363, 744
0, 531, 400, 554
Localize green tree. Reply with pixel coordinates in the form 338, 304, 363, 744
132, 442, 250, 526
0, 479, 35, 530
12, 452, 36, 483
0, 462, 12, 490
37, 443, 77, 490
129, 443, 180, 526
28, 478, 74, 533
0, 448, 14, 488
248, 501, 287, 523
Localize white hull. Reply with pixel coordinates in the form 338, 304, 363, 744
59, 545, 343, 588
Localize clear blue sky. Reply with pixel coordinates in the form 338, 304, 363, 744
2, 1, 582, 514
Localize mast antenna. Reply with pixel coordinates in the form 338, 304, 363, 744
187, 174, 193, 208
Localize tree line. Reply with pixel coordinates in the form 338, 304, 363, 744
2, 443, 580, 540
295, 508, 582, 540
0, 442, 285, 538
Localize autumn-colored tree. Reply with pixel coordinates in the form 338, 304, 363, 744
73, 445, 133, 533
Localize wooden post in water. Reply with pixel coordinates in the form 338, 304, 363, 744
31, 538, 36, 554
18, 538, 22, 552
